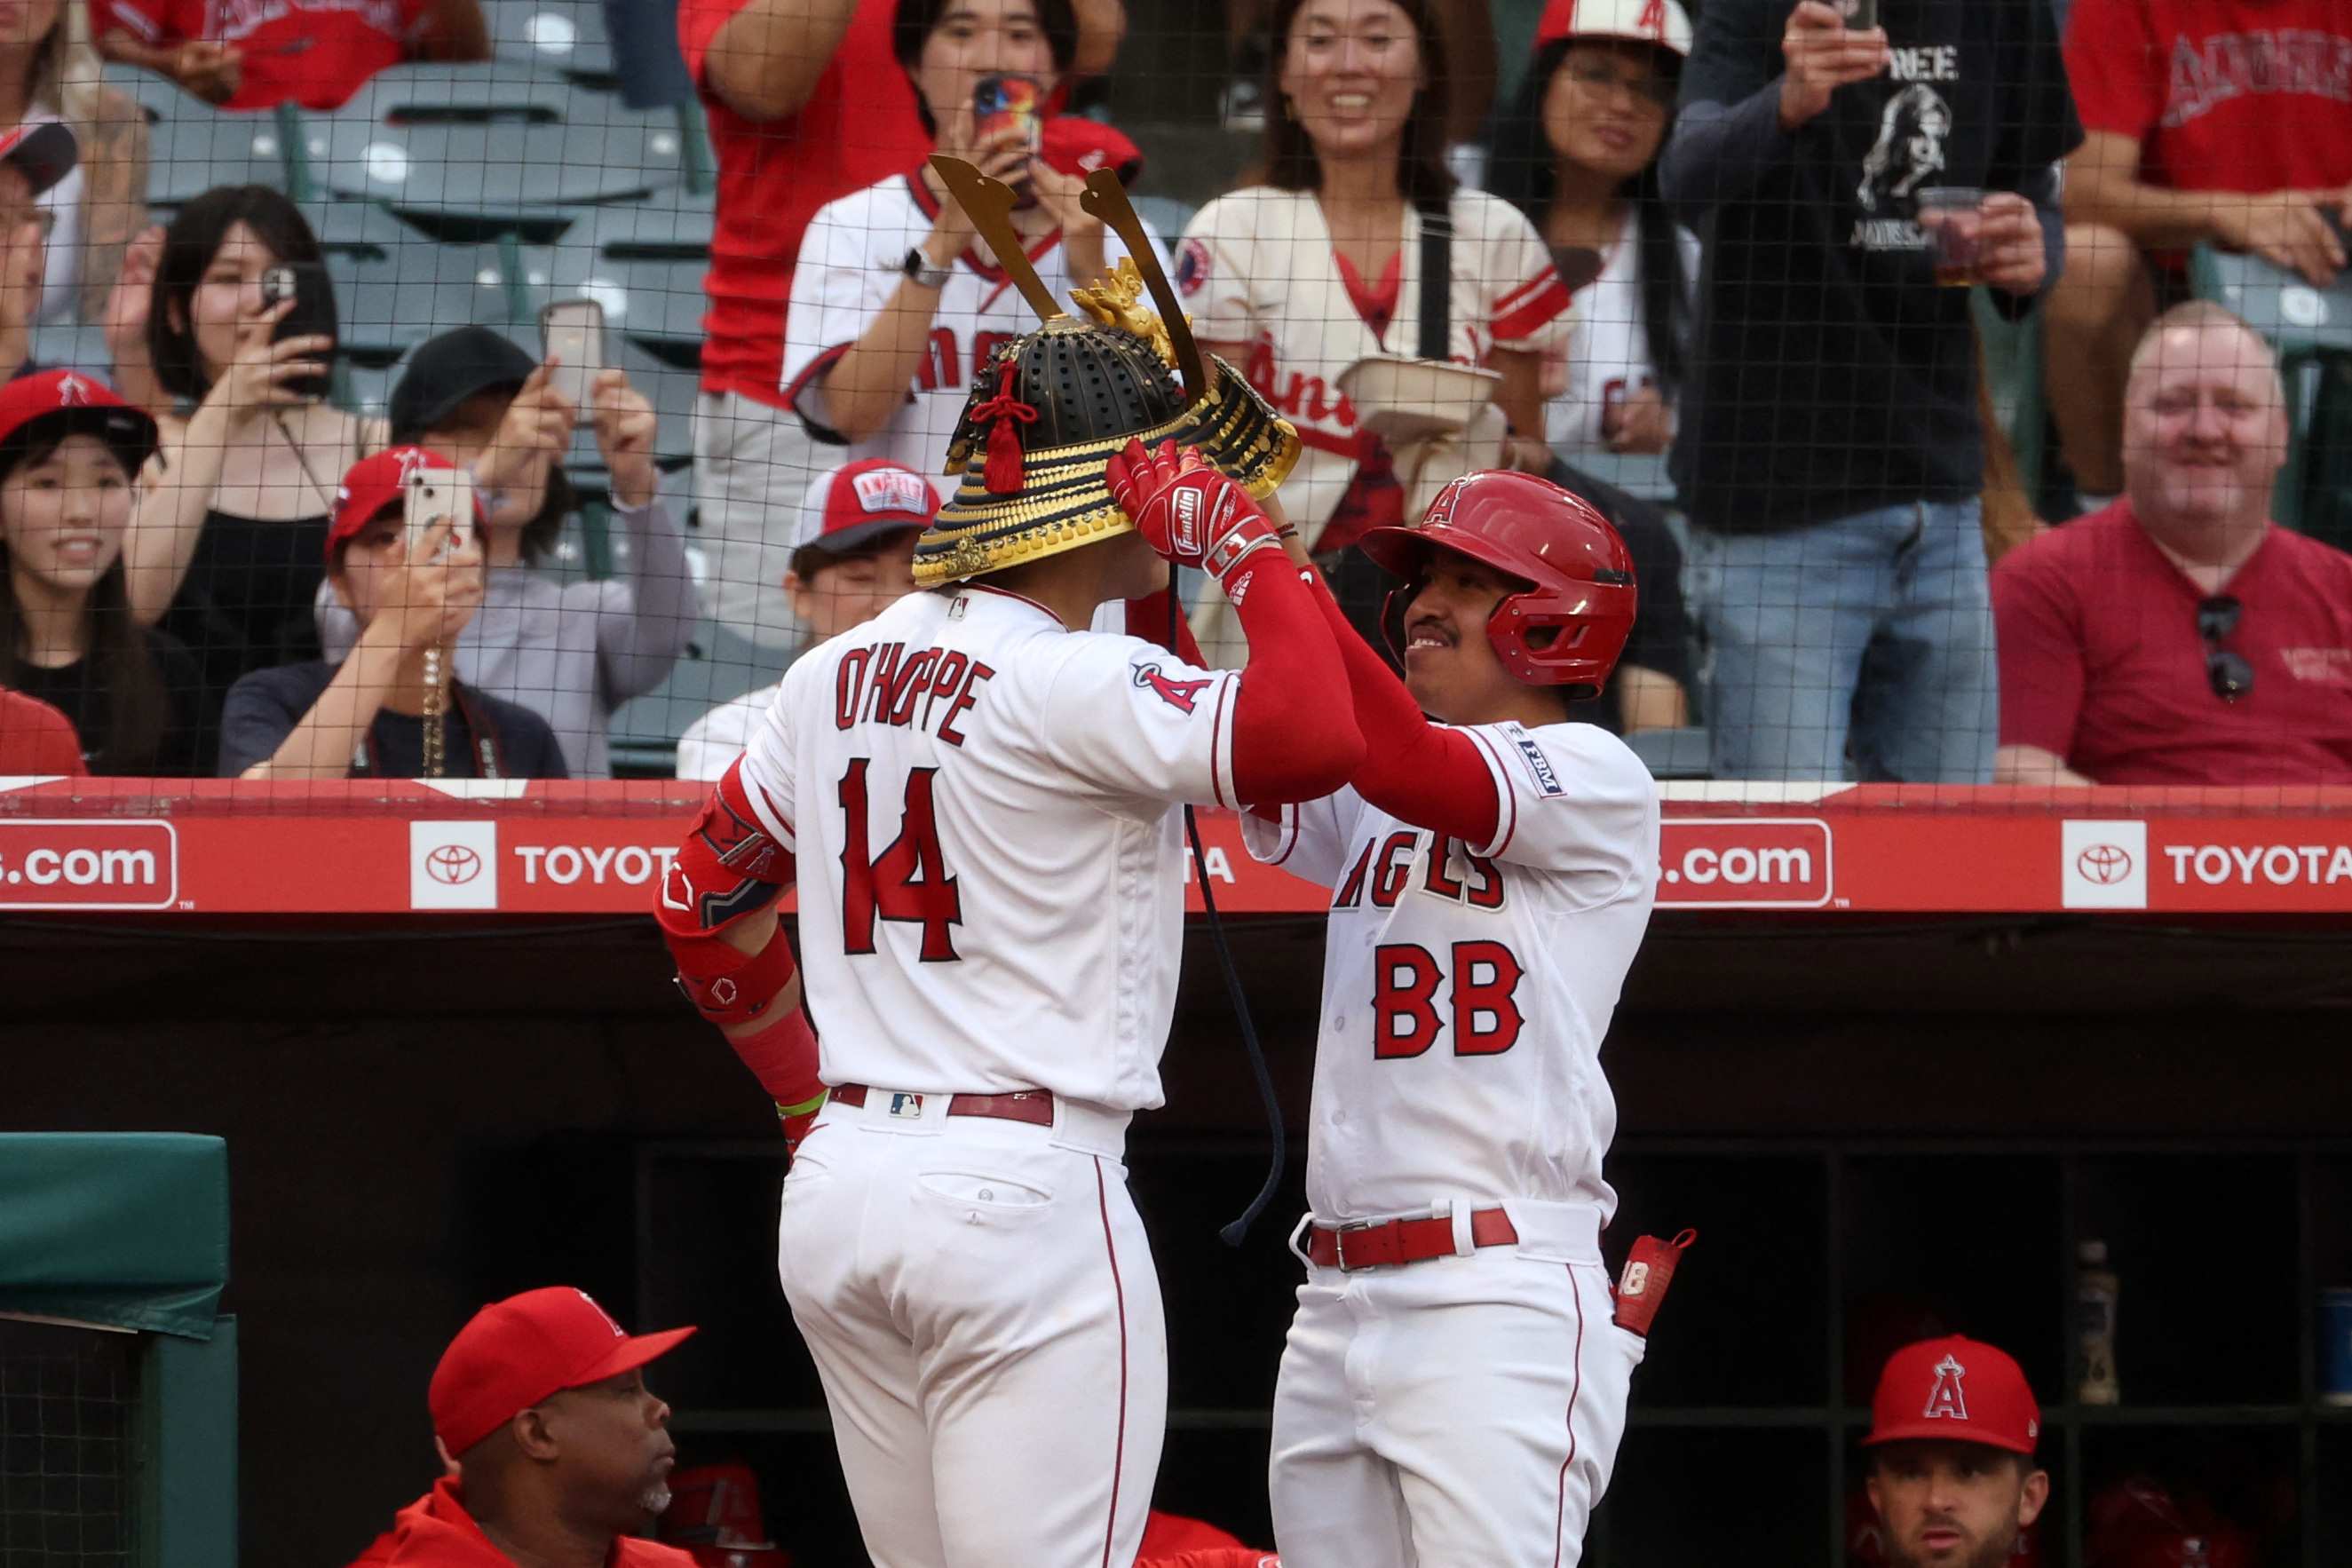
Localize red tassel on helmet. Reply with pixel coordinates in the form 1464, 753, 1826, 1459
971, 360, 1038, 495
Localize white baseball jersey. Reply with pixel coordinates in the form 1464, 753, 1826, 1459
1175, 187, 1572, 536
780, 176, 1158, 497
736, 583, 1240, 1109
1540, 213, 1699, 461
1242, 719, 1659, 1224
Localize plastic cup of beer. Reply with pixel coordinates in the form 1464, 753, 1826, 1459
1915, 187, 1986, 286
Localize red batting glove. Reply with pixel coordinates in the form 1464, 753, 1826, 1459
1107, 439, 1284, 590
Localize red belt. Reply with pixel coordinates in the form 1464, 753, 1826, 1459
1306, 1207, 1519, 1271
828, 1083, 1056, 1128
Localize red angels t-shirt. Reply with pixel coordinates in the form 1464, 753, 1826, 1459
0, 687, 86, 775
679, 0, 929, 406
2064, 0, 2352, 193
1992, 501, 2352, 786
92, 0, 430, 112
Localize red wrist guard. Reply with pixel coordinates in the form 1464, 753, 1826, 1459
659, 757, 800, 1025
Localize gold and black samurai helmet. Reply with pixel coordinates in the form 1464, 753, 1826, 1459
911, 159, 1302, 588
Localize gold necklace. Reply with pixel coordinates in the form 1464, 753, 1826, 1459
421, 645, 447, 779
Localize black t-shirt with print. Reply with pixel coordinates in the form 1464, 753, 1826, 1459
1672, 0, 2081, 534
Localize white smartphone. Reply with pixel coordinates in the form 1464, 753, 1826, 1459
540, 298, 606, 417
404, 467, 477, 559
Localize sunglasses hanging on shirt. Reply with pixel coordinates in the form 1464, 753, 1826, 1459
2197, 594, 2255, 702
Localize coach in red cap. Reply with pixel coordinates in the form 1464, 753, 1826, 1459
380, 1287, 698, 1568
1862, 1336, 2048, 1568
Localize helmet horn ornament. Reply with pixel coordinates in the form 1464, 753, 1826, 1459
929, 155, 1066, 322
1079, 168, 1208, 404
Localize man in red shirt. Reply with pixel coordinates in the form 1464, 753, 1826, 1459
93, 0, 489, 111
385, 1287, 699, 1568
2047, 0, 2352, 510
678, 0, 1121, 647
0, 687, 84, 775
1995, 303, 2352, 788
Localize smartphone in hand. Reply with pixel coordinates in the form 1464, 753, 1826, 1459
974, 75, 1044, 154
260, 261, 337, 402
539, 298, 606, 419
404, 465, 477, 560
1841, 0, 1878, 30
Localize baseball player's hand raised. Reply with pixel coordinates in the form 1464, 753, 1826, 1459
1108, 439, 1282, 584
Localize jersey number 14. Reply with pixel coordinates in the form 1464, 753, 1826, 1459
839, 759, 962, 962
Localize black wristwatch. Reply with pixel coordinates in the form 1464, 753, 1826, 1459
903, 248, 953, 289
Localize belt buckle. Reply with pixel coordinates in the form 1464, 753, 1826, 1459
1334, 1218, 1401, 1271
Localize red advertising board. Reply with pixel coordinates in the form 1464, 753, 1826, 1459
2, 778, 2350, 917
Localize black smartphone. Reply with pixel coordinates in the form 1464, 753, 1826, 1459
1843, 0, 1878, 30
260, 260, 338, 402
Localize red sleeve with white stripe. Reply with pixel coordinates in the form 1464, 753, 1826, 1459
1484, 202, 1573, 351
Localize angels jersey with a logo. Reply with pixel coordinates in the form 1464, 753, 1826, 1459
1242, 720, 1659, 1223
780, 175, 1157, 497
736, 583, 1239, 1109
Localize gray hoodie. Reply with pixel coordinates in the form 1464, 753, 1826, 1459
319, 497, 696, 778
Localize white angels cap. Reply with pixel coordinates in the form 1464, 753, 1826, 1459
1535, 0, 1692, 55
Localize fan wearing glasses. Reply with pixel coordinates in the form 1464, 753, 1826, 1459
1992, 301, 2352, 787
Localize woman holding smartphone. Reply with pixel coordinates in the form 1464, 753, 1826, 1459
1486, 0, 1695, 463
778, 0, 1160, 492
120, 186, 384, 723
1176, 0, 1570, 660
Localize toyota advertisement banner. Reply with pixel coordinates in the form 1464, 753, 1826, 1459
1, 780, 2350, 915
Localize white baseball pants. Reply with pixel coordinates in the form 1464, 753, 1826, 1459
776, 1090, 1166, 1568
1268, 1212, 1642, 1568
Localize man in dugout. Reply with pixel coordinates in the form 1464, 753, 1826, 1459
1857, 1335, 2049, 1568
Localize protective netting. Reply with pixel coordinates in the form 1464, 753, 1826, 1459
0, 0, 2332, 798
0, 1319, 136, 1568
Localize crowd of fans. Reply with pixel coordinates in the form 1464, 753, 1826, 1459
0, 0, 2348, 786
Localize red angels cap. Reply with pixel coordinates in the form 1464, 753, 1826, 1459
428, 1287, 696, 1457
326, 446, 467, 560
1038, 116, 1144, 187
1865, 1335, 2040, 1456
1535, 0, 1692, 53
0, 121, 77, 199
795, 457, 939, 555
0, 369, 157, 473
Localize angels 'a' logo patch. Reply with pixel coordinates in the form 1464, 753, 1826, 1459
1135, 661, 1210, 714
1922, 1353, 1968, 1421
1175, 238, 1214, 298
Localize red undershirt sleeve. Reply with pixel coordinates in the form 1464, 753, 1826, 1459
1310, 580, 1502, 845
1226, 559, 1365, 804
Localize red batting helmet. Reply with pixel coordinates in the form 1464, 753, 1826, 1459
1358, 471, 1637, 693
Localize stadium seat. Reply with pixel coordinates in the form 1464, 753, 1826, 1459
1625, 726, 1713, 780
2191, 241, 2352, 549
29, 321, 115, 380
305, 64, 687, 239
482, 0, 616, 90
310, 207, 521, 366
511, 197, 712, 368
112, 69, 290, 210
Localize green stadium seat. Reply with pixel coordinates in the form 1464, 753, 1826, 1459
483, 0, 616, 90
112, 69, 290, 209
305, 65, 686, 237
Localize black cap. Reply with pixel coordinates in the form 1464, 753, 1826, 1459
390, 326, 538, 442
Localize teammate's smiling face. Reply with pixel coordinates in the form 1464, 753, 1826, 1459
1398, 545, 1545, 725
1280, 0, 1425, 163
1865, 1440, 2047, 1568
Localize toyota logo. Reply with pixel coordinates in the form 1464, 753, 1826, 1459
2076, 843, 2133, 885
424, 844, 483, 884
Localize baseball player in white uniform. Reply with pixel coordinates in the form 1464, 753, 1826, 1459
1241, 470, 1660, 1568
657, 236, 1354, 1568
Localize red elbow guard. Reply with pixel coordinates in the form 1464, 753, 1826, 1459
658, 758, 800, 1026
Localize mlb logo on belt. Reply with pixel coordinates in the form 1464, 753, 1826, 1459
887, 1092, 925, 1119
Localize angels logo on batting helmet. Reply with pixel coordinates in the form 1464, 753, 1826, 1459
1358, 471, 1638, 693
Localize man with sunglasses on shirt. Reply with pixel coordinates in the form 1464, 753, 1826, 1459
1993, 301, 2352, 786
